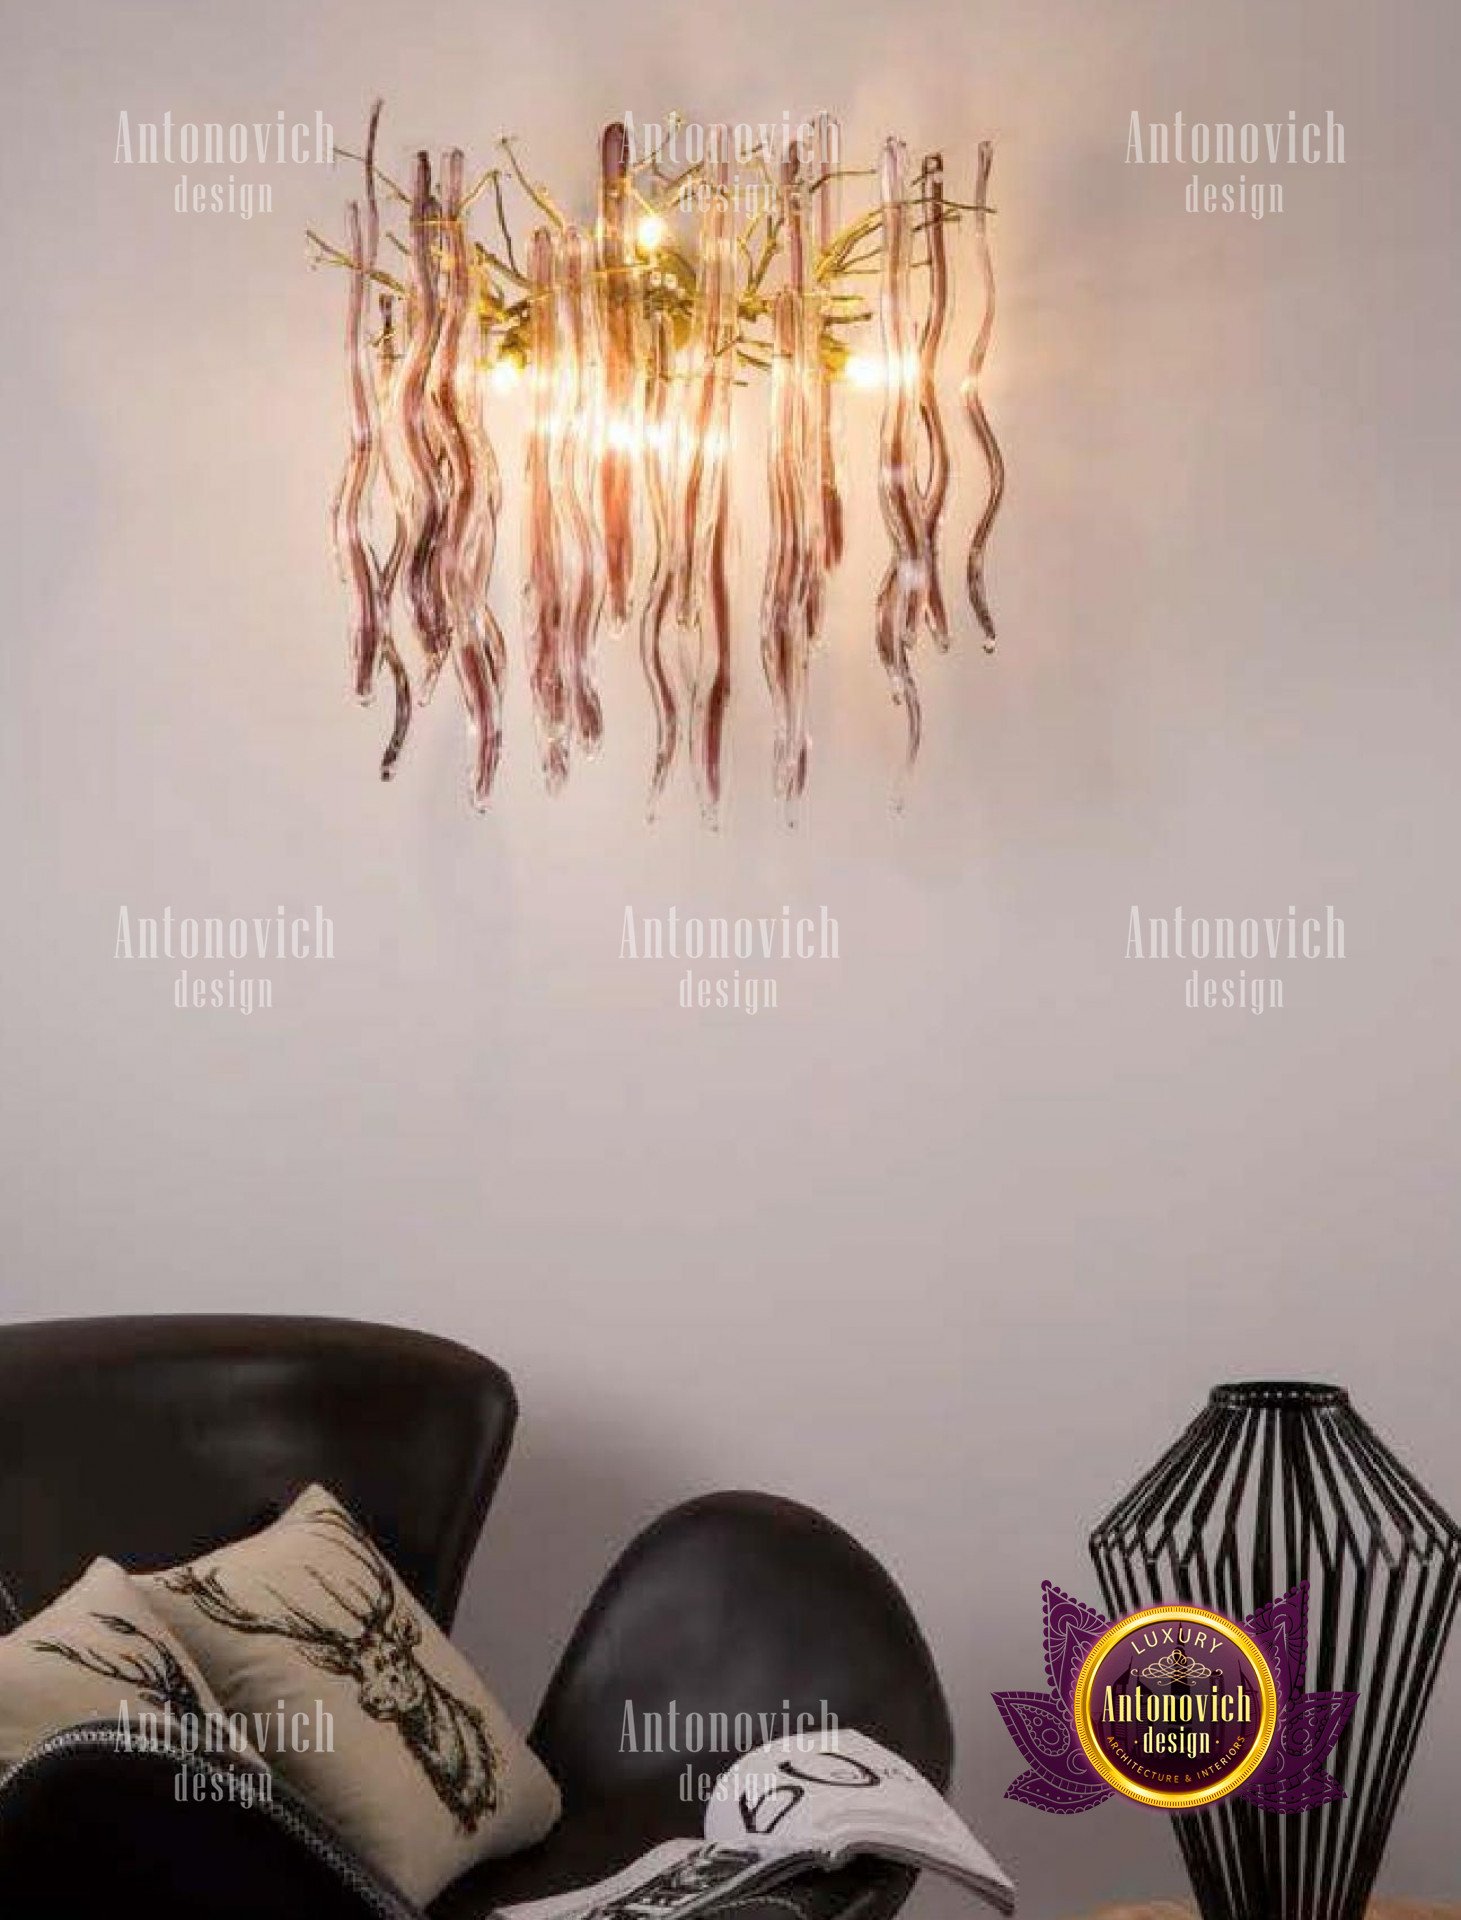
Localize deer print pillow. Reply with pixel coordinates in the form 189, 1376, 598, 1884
142, 1484, 561, 1905
0, 1556, 242, 1775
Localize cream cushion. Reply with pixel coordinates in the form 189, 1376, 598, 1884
143, 1484, 560, 1904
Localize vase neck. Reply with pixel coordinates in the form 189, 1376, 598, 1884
1210, 1381, 1349, 1412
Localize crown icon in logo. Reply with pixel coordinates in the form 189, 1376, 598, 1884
1140, 1649, 1215, 1684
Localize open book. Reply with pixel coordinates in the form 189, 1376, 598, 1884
499, 1730, 1016, 1920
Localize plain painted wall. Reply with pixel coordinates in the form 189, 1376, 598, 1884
2, 0, 1458, 1912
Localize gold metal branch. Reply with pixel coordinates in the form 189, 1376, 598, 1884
315, 114, 981, 381
497, 136, 568, 229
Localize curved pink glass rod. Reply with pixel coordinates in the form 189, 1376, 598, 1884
680, 127, 736, 825
434, 148, 504, 808
761, 285, 813, 821
522, 228, 571, 791
874, 137, 925, 773
555, 226, 607, 757
459, 309, 506, 696
336, 102, 413, 782
638, 311, 680, 819
694, 485, 733, 828
915, 152, 951, 650
779, 152, 822, 663
675, 127, 734, 634
373, 290, 412, 781
596, 121, 641, 629
400, 152, 452, 697
340, 199, 386, 705
963, 140, 1004, 652
810, 109, 845, 622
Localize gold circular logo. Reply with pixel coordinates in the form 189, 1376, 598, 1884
1071, 1603, 1278, 1810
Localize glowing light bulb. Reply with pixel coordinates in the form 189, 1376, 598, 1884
635, 212, 668, 255
489, 356, 523, 394
842, 352, 883, 390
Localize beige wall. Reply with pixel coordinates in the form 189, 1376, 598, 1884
2, 0, 1458, 1911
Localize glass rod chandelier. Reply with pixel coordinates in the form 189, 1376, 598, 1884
312, 103, 1005, 823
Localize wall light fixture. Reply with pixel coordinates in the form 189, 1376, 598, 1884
313, 105, 1005, 823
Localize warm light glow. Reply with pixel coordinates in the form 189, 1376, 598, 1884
840, 351, 921, 390
635, 212, 668, 255
489, 356, 523, 394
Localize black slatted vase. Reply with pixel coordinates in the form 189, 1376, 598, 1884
1089, 1382, 1461, 1920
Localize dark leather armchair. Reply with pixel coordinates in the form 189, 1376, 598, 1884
0, 1317, 953, 1920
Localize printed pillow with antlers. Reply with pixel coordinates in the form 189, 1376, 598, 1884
0, 1556, 247, 1775
142, 1483, 561, 1905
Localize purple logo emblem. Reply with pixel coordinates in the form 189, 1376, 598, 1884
993, 1581, 1355, 1814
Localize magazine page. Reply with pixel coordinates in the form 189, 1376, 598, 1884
704, 1730, 1016, 1913
499, 1841, 788, 1920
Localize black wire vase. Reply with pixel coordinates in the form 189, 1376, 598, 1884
1089, 1382, 1461, 1920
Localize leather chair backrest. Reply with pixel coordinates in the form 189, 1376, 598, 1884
533, 1491, 954, 1827
0, 1316, 516, 1629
